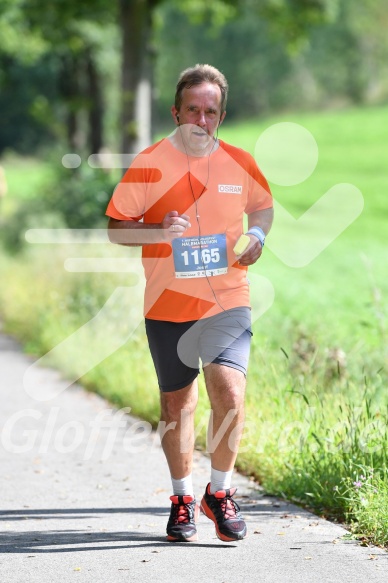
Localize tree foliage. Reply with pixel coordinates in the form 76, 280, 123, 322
1, 0, 388, 157
0, 0, 116, 154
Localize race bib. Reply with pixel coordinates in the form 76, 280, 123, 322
172, 234, 228, 278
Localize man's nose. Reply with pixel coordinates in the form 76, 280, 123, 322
197, 111, 207, 126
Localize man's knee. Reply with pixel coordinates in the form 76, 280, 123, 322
204, 364, 246, 412
160, 383, 198, 421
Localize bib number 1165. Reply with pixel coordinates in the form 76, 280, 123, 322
172, 234, 227, 278
181, 248, 220, 266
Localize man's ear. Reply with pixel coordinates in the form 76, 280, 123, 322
171, 106, 179, 124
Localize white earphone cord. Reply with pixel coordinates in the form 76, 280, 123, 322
178, 124, 251, 335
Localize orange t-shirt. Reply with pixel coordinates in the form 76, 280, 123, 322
106, 138, 272, 322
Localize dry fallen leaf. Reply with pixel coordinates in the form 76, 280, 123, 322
253, 530, 262, 534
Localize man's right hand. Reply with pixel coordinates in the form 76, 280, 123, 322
162, 211, 191, 241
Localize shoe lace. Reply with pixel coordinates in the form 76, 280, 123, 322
218, 492, 241, 520
172, 501, 193, 525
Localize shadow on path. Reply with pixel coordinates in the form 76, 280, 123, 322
0, 530, 236, 554
0, 502, 295, 554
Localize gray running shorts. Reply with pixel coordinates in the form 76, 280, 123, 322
145, 307, 252, 392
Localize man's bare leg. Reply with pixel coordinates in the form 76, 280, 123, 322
200, 363, 248, 541
159, 379, 198, 480
203, 363, 246, 471
161, 380, 200, 542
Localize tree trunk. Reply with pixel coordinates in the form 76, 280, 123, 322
85, 48, 104, 156
59, 53, 82, 152
119, 0, 153, 156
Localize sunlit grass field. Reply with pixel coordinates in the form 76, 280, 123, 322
1, 104, 387, 545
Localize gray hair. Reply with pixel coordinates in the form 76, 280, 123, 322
175, 64, 228, 114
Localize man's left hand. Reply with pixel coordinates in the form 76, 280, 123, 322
237, 234, 263, 266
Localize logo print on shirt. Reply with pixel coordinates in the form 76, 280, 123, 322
218, 184, 243, 194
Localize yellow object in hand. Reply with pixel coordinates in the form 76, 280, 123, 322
233, 234, 250, 255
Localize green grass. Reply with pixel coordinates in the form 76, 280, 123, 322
337, 464, 388, 547
1, 104, 388, 545
0, 151, 55, 215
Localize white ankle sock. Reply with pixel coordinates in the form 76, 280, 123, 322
210, 467, 233, 494
171, 474, 194, 497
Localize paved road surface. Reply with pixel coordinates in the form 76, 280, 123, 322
0, 332, 386, 582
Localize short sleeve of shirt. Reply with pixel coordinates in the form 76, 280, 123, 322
105, 142, 164, 221
243, 152, 272, 214
218, 142, 272, 214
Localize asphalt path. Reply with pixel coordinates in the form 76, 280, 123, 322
0, 332, 387, 582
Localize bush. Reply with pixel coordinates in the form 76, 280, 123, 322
0, 161, 118, 253
0, 198, 66, 253
41, 164, 117, 229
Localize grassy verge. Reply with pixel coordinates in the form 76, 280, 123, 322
1, 104, 388, 546
1, 244, 387, 546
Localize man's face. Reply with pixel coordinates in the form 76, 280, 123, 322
171, 82, 226, 154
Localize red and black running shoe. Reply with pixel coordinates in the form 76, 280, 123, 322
200, 483, 247, 541
166, 495, 199, 542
